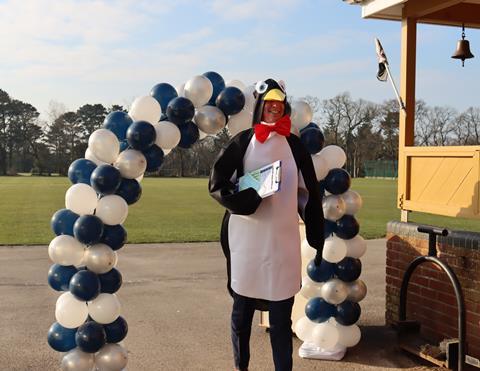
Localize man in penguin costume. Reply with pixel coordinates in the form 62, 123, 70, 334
209, 78, 324, 371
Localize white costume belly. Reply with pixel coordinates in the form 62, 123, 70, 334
228, 133, 302, 301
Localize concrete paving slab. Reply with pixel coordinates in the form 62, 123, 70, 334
0, 240, 441, 370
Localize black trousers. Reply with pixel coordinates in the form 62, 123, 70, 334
231, 292, 294, 371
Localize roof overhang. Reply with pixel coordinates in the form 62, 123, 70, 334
344, 0, 480, 29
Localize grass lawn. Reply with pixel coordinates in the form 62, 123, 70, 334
0, 176, 478, 245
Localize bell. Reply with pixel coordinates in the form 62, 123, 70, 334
452, 25, 474, 67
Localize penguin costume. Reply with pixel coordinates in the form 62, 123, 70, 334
209, 78, 325, 371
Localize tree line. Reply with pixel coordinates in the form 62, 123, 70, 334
1, 87, 479, 178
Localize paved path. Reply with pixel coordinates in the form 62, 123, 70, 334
0, 240, 440, 370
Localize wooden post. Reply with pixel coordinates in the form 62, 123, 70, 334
398, 12, 417, 222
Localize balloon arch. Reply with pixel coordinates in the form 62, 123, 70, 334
46, 72, 366, 370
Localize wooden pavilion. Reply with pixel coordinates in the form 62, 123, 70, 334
346, 0, 480, 221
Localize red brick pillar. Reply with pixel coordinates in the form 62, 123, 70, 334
386, 221, 480, 359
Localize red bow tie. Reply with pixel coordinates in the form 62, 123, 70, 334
254, 115, 291, 143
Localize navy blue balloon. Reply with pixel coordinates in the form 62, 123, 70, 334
324, 168, 351, 195
99, 267, 122, 294
300, 122, 319, 133
166, 97, 195, 125
101, 224, 127, 251
178, 121, 199, 149
48, 264, 78, 291
150, 83, 178, 112
215, 87, 245, 116
51, 209, 79, 236
300, 128, 325, 154
68, 159, 97, 185
143, 145, 164, 172
69, 270, 101, 301
126, 120, 156, 151
116, 178, 142, 205
90, 164, 122, 195
73, 215, 104, 245
324, 220, 337, 238
307, 259, 335, 282
305, 297, 337, 323
75, 321, 106, 353
48, 322, 77, 352
103, 111, 133, 141
336, 215, 360, 240
336, 301, 361, 326
119, 139, 129, 152
334, 257, 362, 282
203, 71, 225, 105
103, 316, 128, 343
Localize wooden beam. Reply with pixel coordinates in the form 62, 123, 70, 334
404, 0, 462, 18
397, 14, 416, 211
420, 3, 480, 29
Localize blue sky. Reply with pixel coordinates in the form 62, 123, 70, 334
0, 0, 479, 118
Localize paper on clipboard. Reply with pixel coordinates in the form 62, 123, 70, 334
237, 160, 282, 198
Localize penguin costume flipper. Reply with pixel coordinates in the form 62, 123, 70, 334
208, 129, 262, 216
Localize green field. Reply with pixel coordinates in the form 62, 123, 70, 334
0, 176, 478, 245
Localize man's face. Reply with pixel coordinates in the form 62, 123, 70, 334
262, 100, 285, 124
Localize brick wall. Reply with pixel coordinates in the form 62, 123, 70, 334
386, 221, 480, 359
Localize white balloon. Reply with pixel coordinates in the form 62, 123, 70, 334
55, 292, 89, 329
322, 236, 347, 263
319, 145, 346, 170
96, 195, 128, 225
114, 149, 147, 179
85, 147, 108, 166
129, 95, 162, 124
290, 125, 300, 137
301, 238, 316, 261
61, 348, 95, 371
336, 323, 361, 347
176, 83, 185, 97
136, 173, 144, 182
95, 343, 128, 371
294, 316, 315, 342
242, 85, 256, 113
65, 183, 98, 215
311, 323, 340, 350
88, 129, 120, 164
48, 235, 86, 266
342, 190, 363, 215
84, 244, 117, 274
322, 195, 346, 222
226, 79, 246, 91
162, 149, 171, 156
227, 109, 252, 136
320, 278, 348, 305
311, 153, 329, 181
198, 130, 208, 140
153, 121, 181, 150
300, 275, 323, 299
345, 235, 367, 259
291, 101, 313, 130
184, 75, 213, 108
88, 293, 121, 324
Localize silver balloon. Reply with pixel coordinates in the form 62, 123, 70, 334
61, 348, 94, 371
347, 279, 367, 302
320, 278, 348, 305
95, 343, 128, 371
184, 75, 213, 108
342, 190, 363, 215
322, 195, 346, 222
194, 106, 226, 135
84, 244, 117, 274
114, 149, 147, 179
